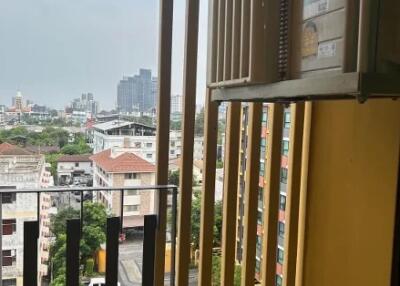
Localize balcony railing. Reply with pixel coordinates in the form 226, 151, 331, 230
0, 185, 177, 286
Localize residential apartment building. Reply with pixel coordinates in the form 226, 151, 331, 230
90, 147, 156, 229
0, 143, 53, 286
171, 94, 183, 121
117, 69, 158, 113
56, 155, 93, 185
92, 120, 182, 161
236, 105, 290, 284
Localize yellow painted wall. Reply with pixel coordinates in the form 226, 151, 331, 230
303, 100, 400, 286
98, 248, 106, 274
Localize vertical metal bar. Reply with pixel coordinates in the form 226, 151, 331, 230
171, 188, 178, 286
142, 215, 157, 286
261, 104, 284, 286
154, 0, 173, 284
240, 103, 262, 286
198, 90, 219, 286
176, 0, 200, 285
220, 102, 242, 286
106, 217, 120, 286
282, 103, 305, 286
23, 221, 39, 286
240, 0, 251, 78
66, 219, 81, 286
231, 0, 242, 79
207, 0, 219, 84
216, 0, 226, 82
80, 191, 84, 236
37, 192, 40, 221
120, 189, 124, 233
223, 0, 233, 81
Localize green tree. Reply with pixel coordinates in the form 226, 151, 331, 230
168, 170, 180, 186
211, 256, 241, 286
190, 190, 223, 249
50, 207, 80, 236
212, 256, 221, 285
49, 203, 107, 284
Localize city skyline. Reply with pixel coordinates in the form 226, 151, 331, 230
0, 0, 208, 109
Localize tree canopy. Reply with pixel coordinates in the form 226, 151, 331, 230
50, 203, 108, 285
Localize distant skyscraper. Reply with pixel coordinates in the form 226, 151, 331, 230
171, 94, 182, 114
117, 69, 157, 113
15, 91, 23, 111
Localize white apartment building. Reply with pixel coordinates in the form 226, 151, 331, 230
0, 143, 53, 286
90, 147, 156, 229
193, 136, 204, 161
92, 120, 182, 161
56, 155, 93, 185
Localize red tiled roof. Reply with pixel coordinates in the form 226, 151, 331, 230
90, 149, 155, 173
57, 154, 92, 163
0, 143, 33, 155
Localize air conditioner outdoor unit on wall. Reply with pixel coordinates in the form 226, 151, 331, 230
207, 0, 400, 102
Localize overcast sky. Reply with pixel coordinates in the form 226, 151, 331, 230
0, 0, 208, 110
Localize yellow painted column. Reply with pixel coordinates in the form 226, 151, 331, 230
298, 99, 400, 286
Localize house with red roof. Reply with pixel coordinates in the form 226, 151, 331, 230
90, 147, 156, 229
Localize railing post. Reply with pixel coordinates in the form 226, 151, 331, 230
170, 188, 178, 286
106, 217, 120, 286
120, 189, 124, 233
23, 220, 39, 286
142, 215, 157, 286
80, 190, 84, 236
66, 219, 81, 286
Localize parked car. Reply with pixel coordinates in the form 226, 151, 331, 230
88, 278, 120, 286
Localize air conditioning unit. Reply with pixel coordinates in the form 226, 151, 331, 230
208, 0, 400, 102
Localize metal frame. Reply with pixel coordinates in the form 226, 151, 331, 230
211, 72, 400, 103
0, 186, 177, 285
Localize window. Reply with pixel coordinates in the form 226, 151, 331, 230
146, 153, 152, 159
258, 187, 264, 208
75, 162, 79, 167
134, 142, 142, 148
280, 167, 288, 184
124, 173, 137, 180
261, 138, 266, 147
126, 190, 138, 196
2, 219, 16, 235
259, 162, 265, 176
2, 279, 17, 286
262, 111, 267, 123
123, 205, 139, 212
2, 250, 16, 266
284, 111, 291, 129
282, 140, 289, 156
277, 248, 284, 264
276, 275, 283, 286
279, 195, 286, 211
2, 193, 16, 204
146, 142, 152, 148
257, 211, 263, 225
278, 222, 285, 238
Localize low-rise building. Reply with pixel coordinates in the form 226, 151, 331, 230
56, 155, 93, 185
90, 147, 156, 229
0, 143, 53, 285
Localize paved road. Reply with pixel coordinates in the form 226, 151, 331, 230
118, 239, 198, 286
